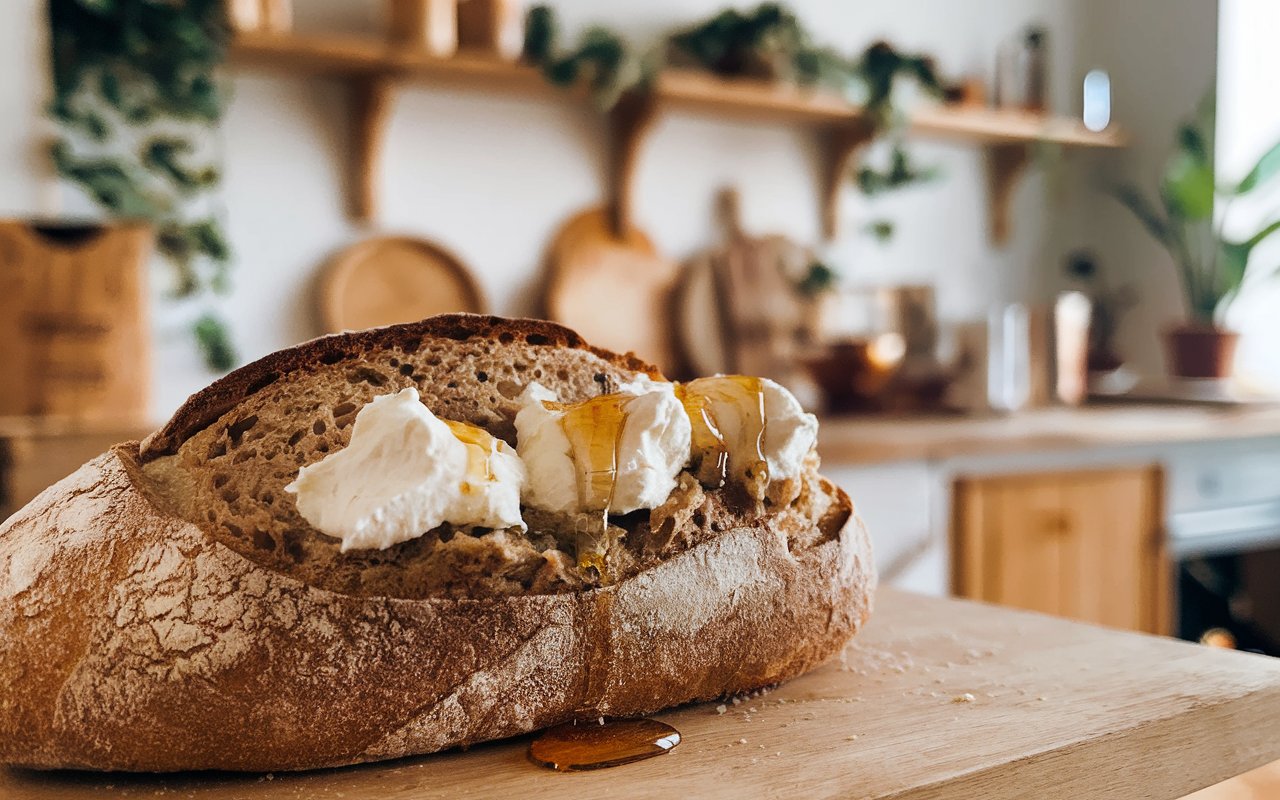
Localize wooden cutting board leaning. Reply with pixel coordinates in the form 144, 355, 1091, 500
542, 206, 680, 374
319, 235, 486, 334
3, 589, 1278, 799
673, 188, 811, 380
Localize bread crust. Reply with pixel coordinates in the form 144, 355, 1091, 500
141, 314, 662, 461
1, 314, 875, 772
0, 447, 873, 772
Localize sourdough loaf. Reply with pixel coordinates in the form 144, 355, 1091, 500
0, 314, 874, 772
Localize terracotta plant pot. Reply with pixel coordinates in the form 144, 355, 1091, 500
1163, 324, 1239, 380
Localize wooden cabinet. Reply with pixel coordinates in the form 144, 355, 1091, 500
952, 466, 1168, 634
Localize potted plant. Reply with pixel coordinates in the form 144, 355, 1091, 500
47, 0, 236, 372
1113, 101, 1280, 379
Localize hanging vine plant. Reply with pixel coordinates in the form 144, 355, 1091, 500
47, 0, 237, 372
523, 2, 954, 219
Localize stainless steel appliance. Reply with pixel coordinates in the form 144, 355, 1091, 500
1168, 438, 1280, 655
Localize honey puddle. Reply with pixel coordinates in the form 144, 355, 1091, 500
527, 718, 682, 772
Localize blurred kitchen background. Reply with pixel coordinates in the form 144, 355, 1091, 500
3, 0, 1280, 656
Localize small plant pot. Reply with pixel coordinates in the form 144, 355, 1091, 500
1163, 324, 1239, 380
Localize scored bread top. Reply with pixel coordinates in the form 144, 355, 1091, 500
134, 314, 845, 602
141, 314, 660, 461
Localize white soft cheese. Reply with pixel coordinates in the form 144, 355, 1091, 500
284, 387, 525, 551
704, 376, 818, 482
756, 377, 819, 481
514, 380, 692, 514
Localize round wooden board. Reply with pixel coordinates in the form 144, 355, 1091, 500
543, 206, 680, 373
673, 191, 812, 379
320, 236, 485, 333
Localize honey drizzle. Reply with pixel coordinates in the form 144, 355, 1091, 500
540, 376, 775, 579
442, 419, 500, 494
545, 394, 632, 514
544, 394, 634, 578
678, 376, 770, 500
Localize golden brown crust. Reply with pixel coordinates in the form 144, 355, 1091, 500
0, 449, 873, 772
0, 314, 875, 772
140, 314, 662, 462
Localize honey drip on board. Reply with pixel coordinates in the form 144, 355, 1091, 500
442, 419, 499, 495
528, 718, 681, 772
677, 376, 770, 500
544, 394, 633, 579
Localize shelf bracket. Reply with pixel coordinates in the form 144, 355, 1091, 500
349, 76, 400, 223
820, 119, 876, 241
607, 91, 660, 238
985, 143, 1031, 246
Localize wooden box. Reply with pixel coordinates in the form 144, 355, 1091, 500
226, 0, 292, 35
456, 0, 522, 59
386, 0, 458, 56
0, 221, 152, 426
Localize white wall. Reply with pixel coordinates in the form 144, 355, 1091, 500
1218, 0, 1280, 392
1074, 0, 1221, 375
1, 1, 1219, 418
0, 1, 51, 214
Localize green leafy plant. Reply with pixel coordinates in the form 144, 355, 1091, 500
522, 3, 950, 213
1112, 97, 1280, 326
862, 219, 895, 243
795, 259, 839, 297
48, 0, 237, 371
522, 5, 655, 109
856, 143, 941, 197
666, 7, 949, 207
665, 4, 841, 87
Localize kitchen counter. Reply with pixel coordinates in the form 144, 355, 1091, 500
817, 402, 1280, 465
4, 589, 1278, 799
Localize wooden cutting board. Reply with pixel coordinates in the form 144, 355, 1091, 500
674, 189, 811, 379
320, 236, 485, 333
5, 589, 1279, 799
543, 206, 680, 373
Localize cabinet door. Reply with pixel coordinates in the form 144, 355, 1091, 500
952, 466, 1167, 633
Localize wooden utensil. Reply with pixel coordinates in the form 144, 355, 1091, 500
543, 206, 680, 373
6, 589, 1279, 799
319, 235, 485, 333
227, 0, 292, 34
386, 0, 459, 56
674, 188, 811, 379
0, 221, 152, 425
456, 0, 522, 60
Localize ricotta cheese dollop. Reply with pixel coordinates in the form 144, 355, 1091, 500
678, 375, 819, 498
285, 387, 525, 551
514, 380, 692, 515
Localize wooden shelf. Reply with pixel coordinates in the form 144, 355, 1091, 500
228, 32, 1129, 241
656, 69, 1130, 149
231, 31, 546, 90
230, 31, 390, 76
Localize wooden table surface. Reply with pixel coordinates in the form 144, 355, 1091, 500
4, 589, 1279, 799
818, 402, 1280, 465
